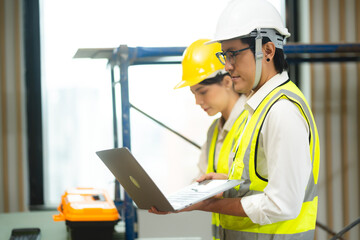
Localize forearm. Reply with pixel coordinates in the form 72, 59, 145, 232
199, 197, 248, 217
150, 197, 248, 216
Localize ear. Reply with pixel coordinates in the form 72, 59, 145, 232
222, 75, 233, 88
263, 42, 276, 60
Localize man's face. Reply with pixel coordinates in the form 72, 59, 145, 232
221, 39, 255, 94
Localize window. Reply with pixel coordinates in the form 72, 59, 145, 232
40, 0, 284, 206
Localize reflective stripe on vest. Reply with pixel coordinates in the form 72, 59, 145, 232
219, 228, 316, 240
221, 80, 320, 239
205, 111, 248, 240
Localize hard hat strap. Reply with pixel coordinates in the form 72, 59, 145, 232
247, 28, 285, 49
253, 28, 263, 89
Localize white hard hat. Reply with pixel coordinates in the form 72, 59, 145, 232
209, 0, 291, 90
209, 0, 290, 45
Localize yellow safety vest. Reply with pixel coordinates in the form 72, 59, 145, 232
220, 80, 320, 240
205, 110, 248, 240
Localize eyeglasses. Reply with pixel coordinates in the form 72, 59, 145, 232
216, 46, 253, 65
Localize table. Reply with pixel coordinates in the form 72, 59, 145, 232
0, 211, 67, 239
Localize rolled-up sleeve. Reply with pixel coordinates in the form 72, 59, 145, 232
241, 99, 311, 225
197, 143, 208, 177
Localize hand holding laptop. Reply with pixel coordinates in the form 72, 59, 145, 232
148, 172, 231, 214
196, 172, 228, 182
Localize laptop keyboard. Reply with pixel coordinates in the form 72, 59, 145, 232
165, 180, 240, 210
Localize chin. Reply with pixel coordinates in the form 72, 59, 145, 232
234, 85, 245, 93
234, 84, 249, 94
207, 111, 217, 117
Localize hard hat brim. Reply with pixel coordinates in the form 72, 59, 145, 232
205, 39, 219, 45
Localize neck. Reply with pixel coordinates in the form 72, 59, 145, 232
221, 94, 239, 123
253, 69, 278, 93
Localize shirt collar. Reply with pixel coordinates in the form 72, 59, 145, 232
245, 71, 289, 115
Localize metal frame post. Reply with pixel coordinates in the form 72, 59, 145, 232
110, 65, 122, 203
117, 45, 136, 240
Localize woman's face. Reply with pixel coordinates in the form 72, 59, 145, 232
221, 39, 256, 94
190, 80, 231, 116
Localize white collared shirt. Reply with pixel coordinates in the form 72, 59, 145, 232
241, 71, 312, 225
197, 94, 247, 176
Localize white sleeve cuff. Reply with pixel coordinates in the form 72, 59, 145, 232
241, 195, 272, 225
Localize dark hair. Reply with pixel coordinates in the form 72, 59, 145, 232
240, 37, 288, 73
199, 72, 230, 86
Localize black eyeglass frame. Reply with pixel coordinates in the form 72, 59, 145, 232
216, 46, 253, 65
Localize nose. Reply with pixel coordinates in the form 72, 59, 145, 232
195, 95, 203, 105
224, 59, 234, 72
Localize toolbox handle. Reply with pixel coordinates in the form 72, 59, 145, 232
53, 212, 65, 221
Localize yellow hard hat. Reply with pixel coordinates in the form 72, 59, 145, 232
174, 39, 225, 89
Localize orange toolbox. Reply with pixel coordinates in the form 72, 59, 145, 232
53, 187, 120, 240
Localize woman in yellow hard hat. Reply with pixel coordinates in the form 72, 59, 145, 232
174, 39, 248, 240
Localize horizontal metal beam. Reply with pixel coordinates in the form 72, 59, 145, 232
283, 43, 360, 54
73, 43, 360, 64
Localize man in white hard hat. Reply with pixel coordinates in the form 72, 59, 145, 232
150, 0, 320, 239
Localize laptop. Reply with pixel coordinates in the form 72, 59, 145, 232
96, 147, 243, 212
